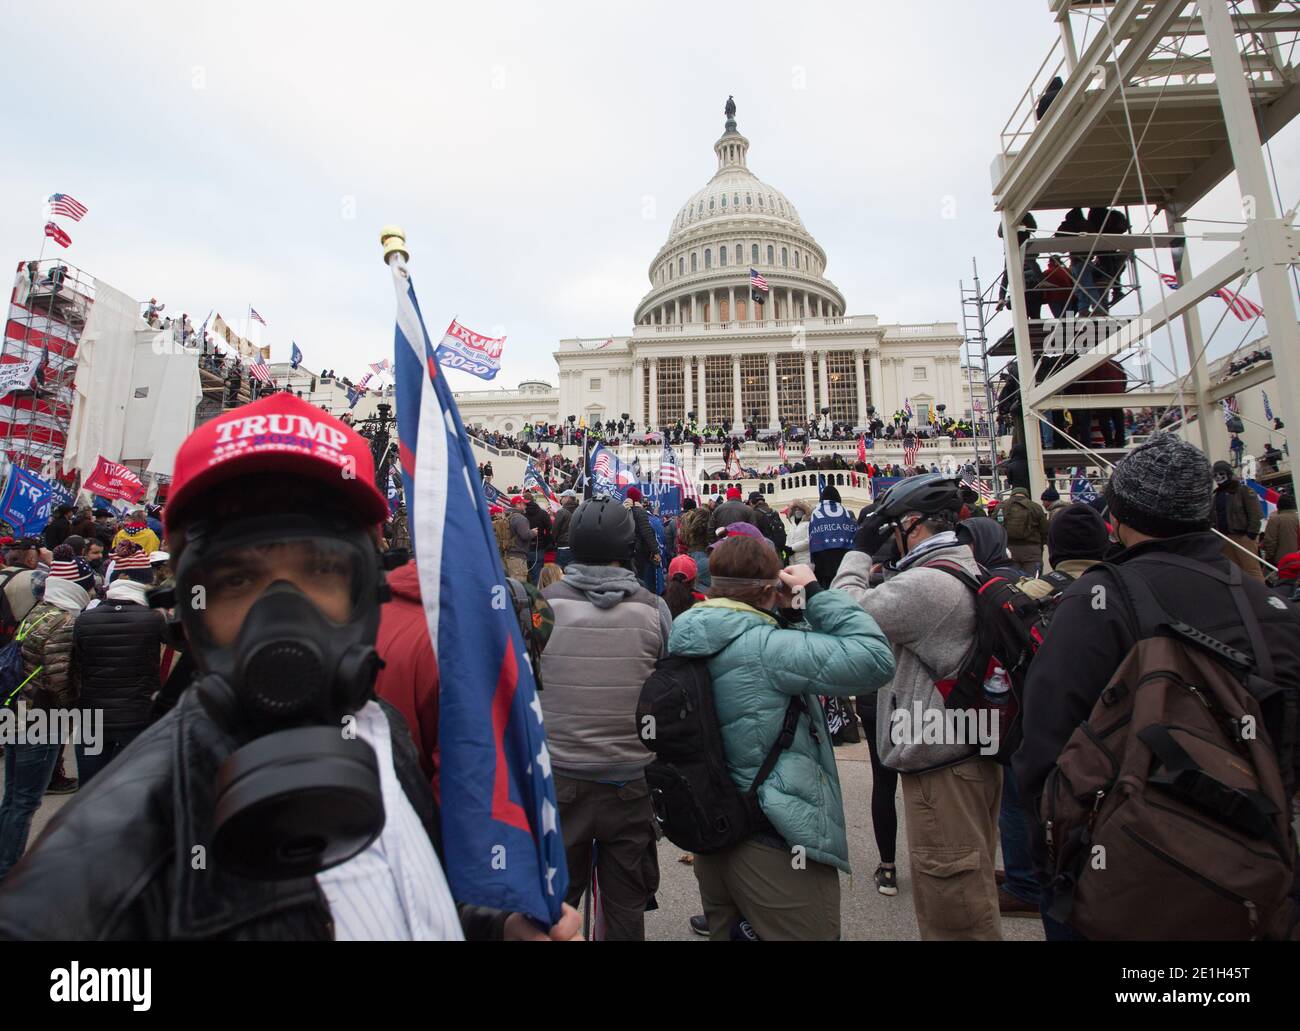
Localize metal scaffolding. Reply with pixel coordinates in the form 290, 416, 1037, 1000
992, 0, 1300, 500
2, 259, 96, 475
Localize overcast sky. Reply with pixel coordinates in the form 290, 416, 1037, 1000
3, 1, 1295, 395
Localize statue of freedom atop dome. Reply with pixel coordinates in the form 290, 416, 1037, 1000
724, 95, 736, 120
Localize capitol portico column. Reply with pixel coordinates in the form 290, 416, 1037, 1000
690, 293, 697, 324
648, 358, 659, 429
803, 350, 815, 418
674, 297, 680, 325
787, 287, 794, 322
696, 357, 707, 424
818, 350, 830, 411
684, 354, 693, 419
853, 349, 868, 427
767, 351, 779, 429
868, 348, 883, 411
731, 354, 742, 426
632, 359, 644, 426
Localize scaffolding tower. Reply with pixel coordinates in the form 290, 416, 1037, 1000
2, 259, 96, 475
992, 0, 1300, 501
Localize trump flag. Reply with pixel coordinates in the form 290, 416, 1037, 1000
389, 253, 566, 926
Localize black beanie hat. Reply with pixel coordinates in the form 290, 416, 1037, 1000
1047, 503, 1110, 564
1041, 486, 1060, 502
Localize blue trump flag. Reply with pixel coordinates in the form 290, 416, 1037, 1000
0, 466, 72, 536
290, 342, 303, 369
388, 248, 567, 927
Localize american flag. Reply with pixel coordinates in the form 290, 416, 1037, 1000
249, 307, 267, 326
1223, 395, 1239, 416
857, 435, 867, 465
47, 193, 87, 221
960, 476, 995, 503
658, 442, 698, 502
778, 438, 788, 464
904, 442, 918, 466
388, 247, 566, 925
803, 435, 813, 459
370, 358, 393, 377
355, 372, 373, 392
247, 358, 273, 383
749, 268, 769, 292
1159, 273, 1263, 321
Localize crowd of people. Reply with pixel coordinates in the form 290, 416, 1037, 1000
0, 386, 1295, 943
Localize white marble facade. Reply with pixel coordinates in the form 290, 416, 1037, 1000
456, 111, 969, 433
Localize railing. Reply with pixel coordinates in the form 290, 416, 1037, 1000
1000, 32, 1066, 156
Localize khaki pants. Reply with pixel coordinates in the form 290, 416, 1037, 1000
505, 554, 528, 579
1222, 533, 1264, 580
693, 837, 841, 941
1008, 542, 1043, 574
555, 774, 658, 941
901, 757, 1003, 941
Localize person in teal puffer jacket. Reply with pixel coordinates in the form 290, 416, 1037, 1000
667, 535, 895, 940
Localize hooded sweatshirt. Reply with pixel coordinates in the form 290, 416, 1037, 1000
540, 564, 671, 781
831, 538, 984, 773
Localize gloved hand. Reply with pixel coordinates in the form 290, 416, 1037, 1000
854, 512, 891, 554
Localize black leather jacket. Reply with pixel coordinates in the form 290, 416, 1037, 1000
0, 689, 508, 940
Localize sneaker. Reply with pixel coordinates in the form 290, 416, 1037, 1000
998, 885, 1038, 917
45, 775, 79, 795
688, 914, 709, 936
874, 865, 898, 896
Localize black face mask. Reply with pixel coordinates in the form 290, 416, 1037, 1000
165, 514, 389, 881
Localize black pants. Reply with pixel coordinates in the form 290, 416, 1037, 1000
555, 774, 659, 941
855, 698, 898, 865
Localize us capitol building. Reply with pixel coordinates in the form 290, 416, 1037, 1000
455, 101, 972, 437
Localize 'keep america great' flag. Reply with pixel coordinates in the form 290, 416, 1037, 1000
389, 253, 567, 926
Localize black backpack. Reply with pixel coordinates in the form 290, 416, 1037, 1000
636, 655, 803, 854
920, 560, 1076, 762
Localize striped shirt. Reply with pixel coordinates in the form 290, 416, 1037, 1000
315, 702, 463, 941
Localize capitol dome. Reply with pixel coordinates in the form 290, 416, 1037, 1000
634, 106, 845, 327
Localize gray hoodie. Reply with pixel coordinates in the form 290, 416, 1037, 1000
540, 564, 672, 781
831, 539, 984, 772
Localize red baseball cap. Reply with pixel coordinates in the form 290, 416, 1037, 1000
726, 486, 741, 500
165, 393, 388, 536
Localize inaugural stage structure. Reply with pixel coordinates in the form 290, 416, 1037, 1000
992, 0, 1299, 499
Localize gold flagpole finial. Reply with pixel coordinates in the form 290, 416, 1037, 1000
379, 225, 409, 263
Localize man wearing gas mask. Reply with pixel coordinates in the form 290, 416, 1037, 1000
0, 394, 578, 941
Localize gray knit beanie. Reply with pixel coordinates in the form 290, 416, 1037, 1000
1103, 433, 1212, 536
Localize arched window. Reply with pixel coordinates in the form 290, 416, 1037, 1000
668, 263, 673, 280
751, 243, 759, 263
691, 252, 698, 272
709, 198, 715, 211
735, 244, 742, 264
794, 250, 800, 269
733, 193, 740, 207
782, 248, 788, 267
721, 194, 726, 208
758, 195, 764, 207
746, 193, 752, 206
718, 247, 726, 267
766, 245, 774, 264
679, 257, 685, 275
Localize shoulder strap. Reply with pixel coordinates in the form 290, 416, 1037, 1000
919, 557, 983, 593
0, 569, 22, 593
1224, 569, 1275, 683
746, 696, 805, 799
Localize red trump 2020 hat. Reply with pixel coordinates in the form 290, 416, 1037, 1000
165, 393, 389, 536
